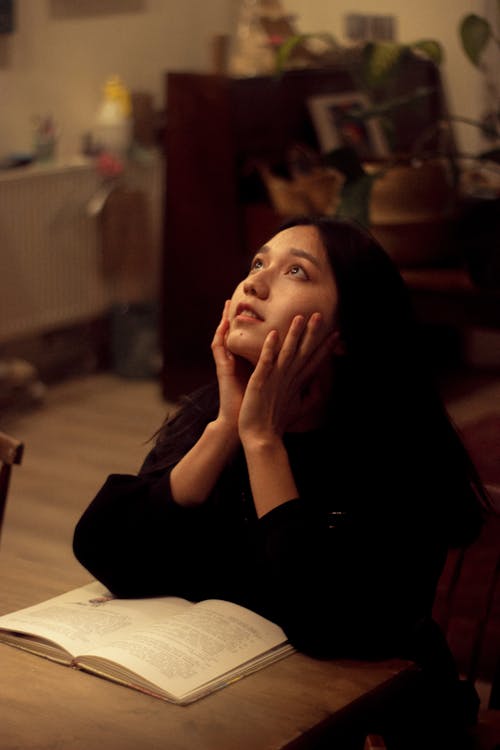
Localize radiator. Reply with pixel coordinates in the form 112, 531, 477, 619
0, 158, 163, 344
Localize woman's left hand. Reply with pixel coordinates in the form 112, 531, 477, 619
238, 313, 340, 445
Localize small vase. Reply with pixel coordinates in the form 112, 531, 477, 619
227, 0, 292, 77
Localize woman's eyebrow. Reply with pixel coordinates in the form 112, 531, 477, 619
255, 245, 321, 269
290, 248, 321, 268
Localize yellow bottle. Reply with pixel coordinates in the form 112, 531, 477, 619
94, 75, 132, 158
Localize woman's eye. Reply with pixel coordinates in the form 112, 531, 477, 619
288, 265, 308, 280
250, 257, 264, 272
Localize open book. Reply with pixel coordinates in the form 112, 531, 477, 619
0, 581, 294, 704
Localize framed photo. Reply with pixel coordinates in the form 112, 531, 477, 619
307, 91, 389, 160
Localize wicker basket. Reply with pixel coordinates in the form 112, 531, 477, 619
259, 164, 344, 217
367, 159, 458, 267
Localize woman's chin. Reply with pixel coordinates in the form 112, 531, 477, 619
226, 331, 261, 366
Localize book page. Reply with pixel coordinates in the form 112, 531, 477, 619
78, 598, 288, 701
0, 582, 191, 658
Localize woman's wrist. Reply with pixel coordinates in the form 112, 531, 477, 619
170, 418, 239, 508
239, 430, 283, 455
242, 436, 297, 518
212, 415, 240, 450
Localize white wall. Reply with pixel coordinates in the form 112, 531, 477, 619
0, 0, 488, 159
0, 0, 236, 158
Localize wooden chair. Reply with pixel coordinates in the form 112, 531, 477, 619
0, 430, 24, 543
364, 501, 500, 750
436, 512, 499, 696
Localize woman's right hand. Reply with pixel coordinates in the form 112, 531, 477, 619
211, 301, 251, 434
170, 302, 248, 507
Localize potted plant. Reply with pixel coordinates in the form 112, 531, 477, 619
266, 14, 500, 270
270, 34, 457, 265
455, 8, 500, 287
459, 9, 500, 161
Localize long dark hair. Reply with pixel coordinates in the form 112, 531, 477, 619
279, 216, 491, 542
279, 215, 424, 394
144, 215, 490, 545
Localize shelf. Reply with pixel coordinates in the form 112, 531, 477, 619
402, 268, 500, 329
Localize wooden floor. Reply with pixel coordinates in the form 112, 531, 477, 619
0, 374, 173, 612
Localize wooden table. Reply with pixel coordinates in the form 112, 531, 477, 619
0, 376, 418, 750
1, 560, 418, 750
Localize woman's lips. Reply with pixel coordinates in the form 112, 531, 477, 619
235, 304, 264, 321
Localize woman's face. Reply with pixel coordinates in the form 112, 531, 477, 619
226, 225, 340, 365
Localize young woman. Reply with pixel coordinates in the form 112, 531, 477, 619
74, 216, 489, 672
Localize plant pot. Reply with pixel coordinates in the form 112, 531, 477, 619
367, 158, 458, 266
370, 218, 456, 268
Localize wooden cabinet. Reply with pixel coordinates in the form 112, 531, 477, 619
161, 63, 446, 400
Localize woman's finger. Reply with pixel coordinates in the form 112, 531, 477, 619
277, 312, 328, 377
300, 329, 340, 382
211, 301, 233, 365
211, 301, 229, 341
249, 329, 279, 386
276, 315, 306, 370
296, 312, 327, 360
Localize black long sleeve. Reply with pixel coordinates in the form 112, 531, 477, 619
73, 470, 219, 599
74, 426, 448, 660
257, 494, 447, 658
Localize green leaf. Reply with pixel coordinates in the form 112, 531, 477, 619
411, 40, 444, 65
336, 174, 377, 227
274, 34, 309, 75
460, 14, 492, 66
361, 42, 406, 89
332, 86, 436, 127
273, 32, 338, 76
323, 146, 365, 182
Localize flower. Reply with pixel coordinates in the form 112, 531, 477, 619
96, 151, 124, 178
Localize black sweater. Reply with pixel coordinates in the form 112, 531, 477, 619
73, 390, 450, 661
74, 384, 485, 742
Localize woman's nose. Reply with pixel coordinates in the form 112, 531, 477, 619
243, 274, 269, 299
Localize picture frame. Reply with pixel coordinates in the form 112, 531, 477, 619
307, 91, 389, 160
